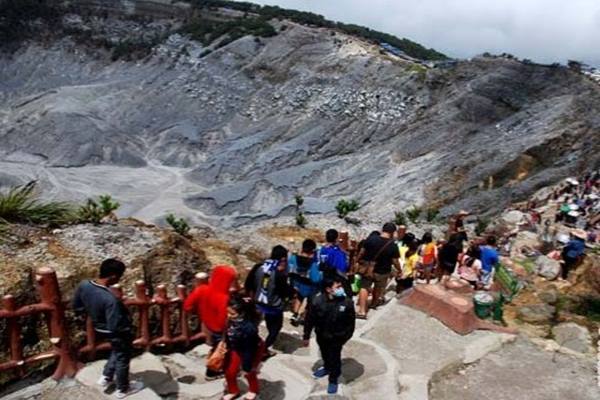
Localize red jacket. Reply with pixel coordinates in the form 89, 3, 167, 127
184, 265, 237, 333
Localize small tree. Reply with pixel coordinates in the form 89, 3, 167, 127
295, 194, 304, 207
406, 206, 422, 223
336, 199, 360, 218
78, 195, 119, 224
394, 210, 407, 226
166, 213, 190, 236
295, 212, 307, 228
425, 207, 440, 222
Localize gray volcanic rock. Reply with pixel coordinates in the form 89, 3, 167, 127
1, 8, 599, 228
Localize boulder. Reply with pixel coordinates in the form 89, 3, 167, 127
538, 288, 559, 305
501, 210, 526, 226
510, 231, 541, 258
552, 322, 593, 354
535, 256, 561, 280
517, 304, 555, 324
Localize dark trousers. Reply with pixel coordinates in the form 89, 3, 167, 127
316, 336, 345, 384
100, 332, 132, 391
562, 256, 578, 279
264, 312, 283, 348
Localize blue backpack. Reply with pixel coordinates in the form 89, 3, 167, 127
318, 245, 349, 273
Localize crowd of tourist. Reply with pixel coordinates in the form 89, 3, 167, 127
69, 171, 600, 399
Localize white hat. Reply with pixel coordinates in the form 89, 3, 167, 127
195, 272, 209, 280
571, 229, 587, 240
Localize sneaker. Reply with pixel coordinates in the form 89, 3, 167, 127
97, 375, 113, 387
115, 381, 144, 399
327, 382, 338, 394
312, 367, 329, 379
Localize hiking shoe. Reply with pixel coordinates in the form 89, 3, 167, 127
312, 367, 329, 379
115, 381, 144, 398
97, 375, 113, 387
327, 382, 338, 394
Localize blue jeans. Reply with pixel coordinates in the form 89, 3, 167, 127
100, 331, 133, 391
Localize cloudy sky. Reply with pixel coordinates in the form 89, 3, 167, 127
238, 0, 600, 66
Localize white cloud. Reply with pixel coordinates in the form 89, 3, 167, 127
237, 0, 600, 66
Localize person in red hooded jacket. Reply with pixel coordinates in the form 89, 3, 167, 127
184, 265, 237, 379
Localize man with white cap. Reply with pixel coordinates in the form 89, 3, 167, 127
561, 230, 586, 280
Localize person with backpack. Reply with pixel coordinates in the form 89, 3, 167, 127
288, 239, 323, 326
184, 265, 238, 379
72, 259, 144, 398
356, 223, 401, 319
318, 229, 349, 278
222, 295, 265, 400
253, 245, 293, 357
303, 275, 356, 395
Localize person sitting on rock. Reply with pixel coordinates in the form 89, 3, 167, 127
73, 259, 144, 398
184, 265, 238, 380
560, 230, 586, 280
479, 236, 499, 289
303, 274, 356, 395
458, 245, 483, 288
222, 294, 265, 400
288, 239, 323, 326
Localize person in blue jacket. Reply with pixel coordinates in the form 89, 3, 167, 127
561, 230, 586, 279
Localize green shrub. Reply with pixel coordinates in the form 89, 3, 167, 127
295, 212, 307, 228
78, 195, 120, 224
181, 15, 276, 47
475, 217, 490, 236
166, 213, 191, 236
0, 182, 74, 226
394, 211, 407, 226
336, 199, 360, 218
406, 206, 422, 223
294, 194, 304, 207
425, 208, 440, 222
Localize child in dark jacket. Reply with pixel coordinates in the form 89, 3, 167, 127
223, 295, 265, 400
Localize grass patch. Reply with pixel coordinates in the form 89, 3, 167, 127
0, 182, 75, 226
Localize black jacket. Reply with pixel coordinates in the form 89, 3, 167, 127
72, 280, 132, 335
303, 292, 355, 342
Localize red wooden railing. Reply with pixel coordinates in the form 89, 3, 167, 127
0, 269, 208, 380
0, 267, 77, 380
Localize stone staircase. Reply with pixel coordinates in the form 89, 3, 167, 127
0, 290, 521, 400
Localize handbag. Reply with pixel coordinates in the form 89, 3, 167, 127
355, 239, 394, 278
206, 340, 228, 371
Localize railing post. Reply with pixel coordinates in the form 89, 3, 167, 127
135, 281, 151, 350
35, 267, 78, 380
155, 285, 171, 345
4, 295, 23, 375
339, 231, 349, 251
176, 285, 190, 345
